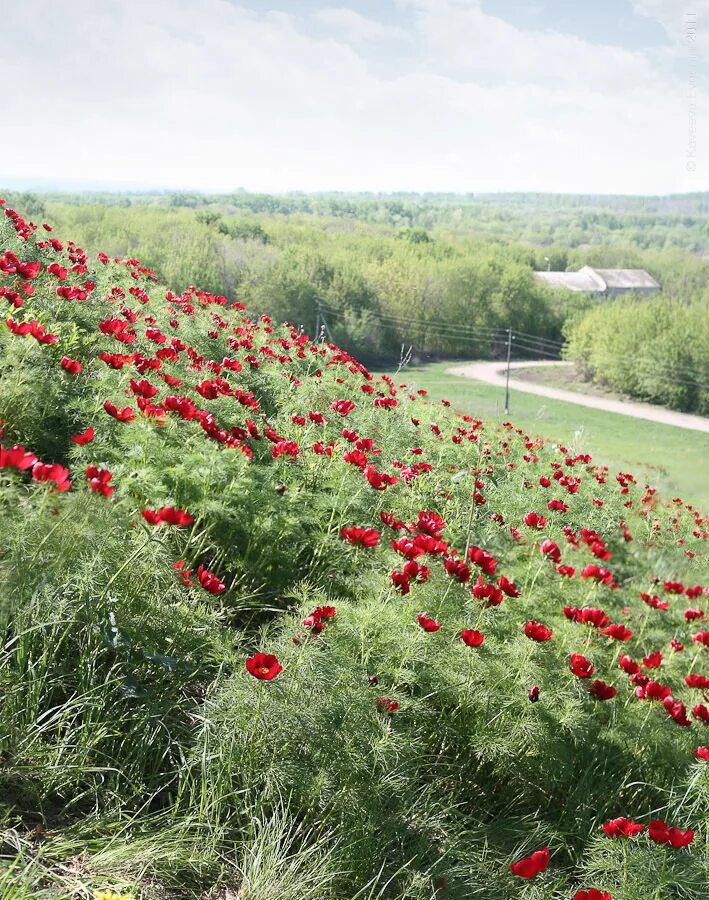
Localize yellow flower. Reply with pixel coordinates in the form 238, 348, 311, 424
93, 891, 135, 900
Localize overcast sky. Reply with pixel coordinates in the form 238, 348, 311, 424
1, 0, 706, 194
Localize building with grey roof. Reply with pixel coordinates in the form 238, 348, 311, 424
533, 266, 660, 296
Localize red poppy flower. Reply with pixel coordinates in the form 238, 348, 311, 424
196, 564, 225, 594
32, 462, 71, 493
685, 674, 709, 689
602, 817, 644, 838
574, 890, 611, 900
648, 819, 694, 847
340, 526, 380, 548
461, 629, 485, 647
692, 630, 709, 647
417, 612, 441, 632
467, 545, 497, 575
86, 464, 114, 498
376, 696, 399, 714
540, 539, 561, 562
524, 621, 553, 642
104, 400, 135, 423
600, 624, 633, 641
569, 653, 595, 678
642, 650, 662, 669
510, 847, 549, 879
589, 680, 617, 701
0, 443, 38, 470
70, 427, 95, 446
528, 685, 540, 702
142, 506, 194, 527
619, 654, 640, 675
330, 399, 356, 416
693, 746, 709, 760
523, 511, 546, 528
60, 355, 83, 375
245, 652, 282, 681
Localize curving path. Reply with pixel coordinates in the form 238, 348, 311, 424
446, 360, 709, 434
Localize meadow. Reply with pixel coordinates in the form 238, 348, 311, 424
0, 199, 707, 900
398, 363, 709, 510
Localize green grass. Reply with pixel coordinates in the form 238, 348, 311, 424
390, 362, 709, 510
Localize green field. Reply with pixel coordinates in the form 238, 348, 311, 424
390, 362, 709, 510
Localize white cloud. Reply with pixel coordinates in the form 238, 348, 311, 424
314, 7, 408, 42
0, 0, 705, 194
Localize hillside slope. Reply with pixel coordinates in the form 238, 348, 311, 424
0, 200, 708, 900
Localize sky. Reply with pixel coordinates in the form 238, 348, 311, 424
1, 0, 707, 194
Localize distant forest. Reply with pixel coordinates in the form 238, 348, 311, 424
3, 189, 708, 412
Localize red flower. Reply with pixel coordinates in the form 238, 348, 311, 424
467, 545, 497, 575
0, 443, 37, 470
510, 847, 549, 879
523, 511, 546, 528
574, 891, 611, 900
685, 674, 709, 689
540, 539, 561, 562
196, 564, 225, 594
340, 526, 380, 548
600, 623, 633, 641
417, 612, 441, 632
524, 621, 553, 642
376, 696, 399, 714
693, 746, 709, 760
32, 462, 71, 493
569, 653, 595, 678
142, 506, 194, 527
86, 464, 114, 498
245, 652, 282, 681
528, 685, 540, 702
589, 680, 617, 701
461, 629, 485, 647
619, 654, 640, 675
71, 427, 95, 446
642, 650, 662, 669
692, 630, 709, 647
444, 557, 471, 583
60, 355, 83, 375
602, 817, 644, 838
648, 819, 694, 848
330, 399, 356, 416
104, 400, 135, 422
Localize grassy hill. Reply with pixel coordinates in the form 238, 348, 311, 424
0, 199, 707, 900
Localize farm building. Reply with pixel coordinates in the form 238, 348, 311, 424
533, 266, 660, 296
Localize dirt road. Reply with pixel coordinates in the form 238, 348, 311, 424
446, 360, 709, 434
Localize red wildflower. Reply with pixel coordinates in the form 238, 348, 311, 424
642, 650, 662, 669
330, 399, 356, 416
523, 511, 546, 528
574, 891, 611, 900
693, 746, 709, 760
376, 696, 399, 714
85, 464, 114, 498
142, 506, 194, 527
569, 653, 595, 678
540, 539, 561, 562
104, 400, 135, 423
461, 629, 485, 647
619, 654, 640, 675
245, 652, 282, 681
467, 545, 497, 575
524, 621, 553, 642
0, 444, 37, 470
510, 847, 549, 879
196, 564, 225, 594
340, 526, 380, 548
600, 624, 633, 641
528, 685, 540, 702
602, 817, 644, 838
32, 462, 71, 493
685, 673, 709, 689
70, 427, 95, 446
60, 355, 83, 375
417, 612, 441, 632
589, 680, 617, 701
692, 630, 709, 647
444, 557, 471, 583
648, 819, 694, 848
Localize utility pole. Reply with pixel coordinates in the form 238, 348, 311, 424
315, 298, 322, 341
504, 327, 513, 414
